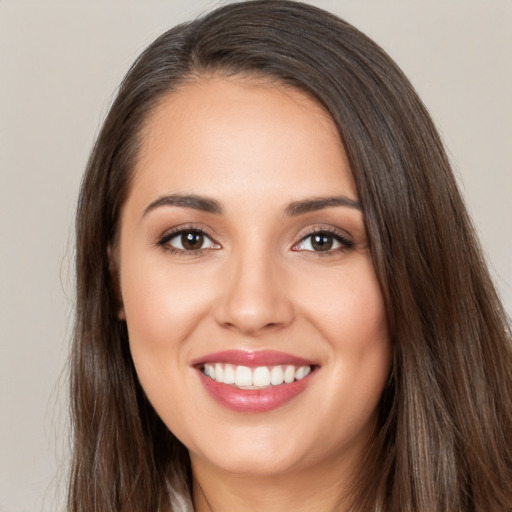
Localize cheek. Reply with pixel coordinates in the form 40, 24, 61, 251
118, 255, 213, 424
297, 254, 388, 350
295, 256, 391, 423
120, 253, 213, 350
118, 254, 218, 417
326, 260, 390, 381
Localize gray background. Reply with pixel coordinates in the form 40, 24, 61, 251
1, 1, 510, 510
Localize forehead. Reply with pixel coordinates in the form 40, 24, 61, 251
128, 76, 356, 212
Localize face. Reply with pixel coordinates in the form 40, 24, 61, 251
117, 76, 391, 480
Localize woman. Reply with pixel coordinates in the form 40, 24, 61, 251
69, 1, 512, 510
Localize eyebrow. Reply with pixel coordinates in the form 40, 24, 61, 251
284, 196, 361, 216
142, 193, 361, 217
143, 194, 223, 216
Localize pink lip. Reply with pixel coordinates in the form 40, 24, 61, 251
191, 349, 316, 367
197, 370, 315, 413
191, 350, 318, 413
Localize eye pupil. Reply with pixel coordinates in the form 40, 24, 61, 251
311, 234, 333, 251
182, 232, 204, 250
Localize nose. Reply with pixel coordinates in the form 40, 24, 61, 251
213, 251, 295, 336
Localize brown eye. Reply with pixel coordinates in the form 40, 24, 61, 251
181, 232, 205, 250
294, 230, 353, 253
160, 229, 218, 252
310, 233, 333, 251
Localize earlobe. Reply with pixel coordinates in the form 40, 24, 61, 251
107, 245, 126, 320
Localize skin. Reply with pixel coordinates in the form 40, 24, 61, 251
116, 76, 391, 512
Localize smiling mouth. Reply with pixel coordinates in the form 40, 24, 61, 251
201, 363, 313, 389
192, 350, 318, 412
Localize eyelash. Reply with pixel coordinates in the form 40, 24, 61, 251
156, 226, 354, 256
156, 225, 219, 257
293, 227, 354, 255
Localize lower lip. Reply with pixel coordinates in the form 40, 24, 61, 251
197, 370, 314, 413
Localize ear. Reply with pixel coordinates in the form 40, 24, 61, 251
107, 245, 126, 320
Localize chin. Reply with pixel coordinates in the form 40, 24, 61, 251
193, 445, 306, 477
187, 420, 339, 479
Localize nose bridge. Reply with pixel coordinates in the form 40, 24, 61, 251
213, 242, 294, 335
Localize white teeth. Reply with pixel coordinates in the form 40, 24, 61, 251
295, 366, 311, 380
295, 366, 308, 380
253, 366, 271, 387
223, 364, 235, 384
270, 365, 284, 385
203, 363, 313, 388
235, 366, 253, 387
214, 363, 224, 383
284, 365, 295, 383
205, 363, 215, 378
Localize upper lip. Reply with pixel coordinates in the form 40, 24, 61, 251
191, 349, 317, 368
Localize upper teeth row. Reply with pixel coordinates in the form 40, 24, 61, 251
203, 363, 311, 388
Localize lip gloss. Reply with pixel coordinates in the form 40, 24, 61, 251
191, 349, 316, 368
197, 370, 313, 412
192, 350, 317, 413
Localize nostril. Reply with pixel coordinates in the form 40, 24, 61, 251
213, 288, 295, 335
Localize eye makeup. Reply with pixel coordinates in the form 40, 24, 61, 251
292, 225, 355, 255
156, 224, 221, 257
154, 222, 355, 259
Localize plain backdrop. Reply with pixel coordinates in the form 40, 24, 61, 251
0, 1, 510, 511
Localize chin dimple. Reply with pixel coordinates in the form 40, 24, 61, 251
202, 363, 312, 389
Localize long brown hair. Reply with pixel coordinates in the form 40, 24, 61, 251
69, 1, 512, 510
